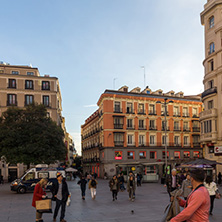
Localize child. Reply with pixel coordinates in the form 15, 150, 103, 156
77, 176, 87, 200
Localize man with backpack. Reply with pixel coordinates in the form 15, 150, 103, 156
88, 176, 98, 199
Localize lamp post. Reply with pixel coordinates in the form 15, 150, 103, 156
156, 98, 173, 177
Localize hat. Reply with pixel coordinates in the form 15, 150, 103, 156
57, 172, 62, 178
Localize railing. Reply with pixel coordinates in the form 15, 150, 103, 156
161, 111, 169, 116
173, 112, 181, 117
126, 108, 134, 114
192, 127, 200, 132
138, 126, 146, 130
7, 101, 17, 106
114, 108, 122, 113
162, 126, 170, 131
114, 141, 124, 146
149, 110, 157, 115
182, 113, 190, 117
193, 142, 200, 147
127, 125, 135, 130
174, 127, 181, 131
192, 114, 199, 118
114, 124, 123, 129
183, 127, 190, 132
201, 87, 217, 99
138, 111, 146, 115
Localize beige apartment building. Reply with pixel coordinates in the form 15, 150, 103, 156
0, 62, 66, 182
200, 0, 222, 171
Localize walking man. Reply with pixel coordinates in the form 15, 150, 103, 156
165, 169, 181, 197
77, 175, 87, 200
52, 172, 70, 222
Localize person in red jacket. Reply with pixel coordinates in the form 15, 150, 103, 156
32, 178, 48, 222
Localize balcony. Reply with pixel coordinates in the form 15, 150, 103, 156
7, 101, 17, 106
149, 110, 157, 115
138, 126, 146, 130
138, 111, 146, 115
114, 107, 122, 113
192, 114, 199, 118
174, 127, 181, 132
193, 142, 200, 147
162, 126, 170, 131
199, 108, 217, 121
201, 87, 217, 99
182, 113, 190, 118
114, 141, 124, 147
127, 125, 135, 130
192, 127, 200, 132
161, 111, 169, 116
127, 143, 135, 147
173, 112, 181, 117
114, 124, 123, 129
183, 127, 190, 132
126, 108, 134, 114
149, 126, 157, 130
200, 132, 217, 143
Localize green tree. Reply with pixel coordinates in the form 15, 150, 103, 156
0, 104, 67, 168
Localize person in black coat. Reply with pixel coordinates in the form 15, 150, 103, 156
52, 172, 70, 222
77, 176, 87, 200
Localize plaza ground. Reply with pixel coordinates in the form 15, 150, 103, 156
0, 179, 222, 222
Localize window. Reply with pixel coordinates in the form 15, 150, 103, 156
25, 80, 34, 89
139, 119, 144, 129
209, 60, 214, 71
174, 136, 179, 146
183, 107, 189, 117
8, 79, 16, 88
7, 94, 17, 106
24, 172, 35, 181
42, 81, 50, 90
174, 106, 180, 116
114, 101, 121, 113
208, 100, 213, 109
150, 151, 156, 159
114, 133, 124, 146
149, 120, 155, 130
27, 72, 34, 75
174, 121, 180, 130
150, 135, 155, 145
127, 102, 133, 113
174, 151, 180, 159
193, 108, 198, 117
25, 95, 34, 105
139, 151, 146, 159
208, 80, 214, 89
115, 151, 122, 160
43, 96, 49, 107
184, 136, 188, 145
162, 151, 169, 159
138, 104, 144, 114
183, 122, 189, 131
128, 135, 133, 145
114, 117, 123, 129
139, 135, 145, 146
127, 119, 133, 129
193, 151, 200, 158
149, 104, 156, 114
127, 151, 135, 159
162, 120, 167, 130
184, 151, 190, 158
209, 42, 215, 54
209, 16, 214, 28
162, 135, 167, 145
12, 71, 19, 75
204, 120, 212, 133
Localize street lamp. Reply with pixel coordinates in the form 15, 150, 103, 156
156, 98, 173, 177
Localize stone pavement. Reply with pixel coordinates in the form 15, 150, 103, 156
0, 179, 222, 222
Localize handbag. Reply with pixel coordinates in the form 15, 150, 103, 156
36, 199, 52, 213
216, 192, 221, 199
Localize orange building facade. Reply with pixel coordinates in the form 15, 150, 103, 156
81, 86, 202, 180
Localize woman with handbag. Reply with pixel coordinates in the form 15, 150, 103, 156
204, 175, 218, 215
32, 178, 48, 222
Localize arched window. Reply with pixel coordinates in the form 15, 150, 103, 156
209, 42, 215, 54
209, 16, 214, 28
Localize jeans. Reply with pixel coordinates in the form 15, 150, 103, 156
53, 199, 66, 221
81, 188, 86, 197
210, 195, 216, 213
112, 190, 118, 199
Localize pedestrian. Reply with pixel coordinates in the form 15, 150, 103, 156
93, 172, 98, 179
180, 172, 186, 182
32, 178, 48, 222
180, 173, 192, 200
204, 175, 218, 215
77, 176, 87, 200
88, 176, 98, 200
218, 172, 221, 185
128, 171, 136, 197
52, 172, 70, 222
119, 172, 125, 191
137, 172, 143, 186
109, 175, 120, 201
165, 169, 181, 198
170, 169, 210, 222
127, 176, 136, 202
0, 175, 3, 184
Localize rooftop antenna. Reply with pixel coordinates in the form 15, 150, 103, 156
141, 66, 146, 88
113, 78, 117, 90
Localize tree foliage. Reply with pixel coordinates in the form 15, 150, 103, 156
0, 104, 67, 168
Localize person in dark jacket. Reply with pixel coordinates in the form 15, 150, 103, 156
118, 173, 125, 191
77, 176, 87, 200
127, 176, 136, 202
52, 172, 70, 222
165, 169, 181, 197
109, 175, 120, 201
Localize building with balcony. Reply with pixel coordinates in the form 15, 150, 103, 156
81, 86, 202, 179
0, 62, 67, 181
200, 0, 222, 170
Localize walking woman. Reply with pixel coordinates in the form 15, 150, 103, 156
204, 175, 218, 215
109, 175, 120, 201
127, 176, 136, 202
32, 178, 48, 222
88, 176, 98, 199
180, 173, 192, 200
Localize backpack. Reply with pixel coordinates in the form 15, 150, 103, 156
91, 179, 96, 187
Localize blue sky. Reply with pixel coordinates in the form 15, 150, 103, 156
1, 0, 206, 154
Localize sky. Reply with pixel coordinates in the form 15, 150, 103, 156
0, 0, 206, 154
